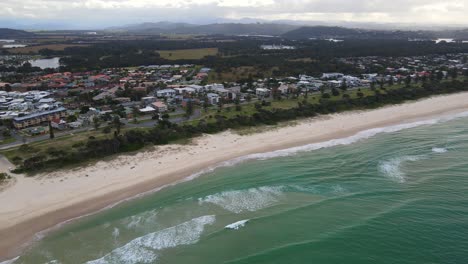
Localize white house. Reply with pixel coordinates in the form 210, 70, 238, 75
207, 93, 220, 105
256, 88, 270, 98
156, 89, 176, 98
321, 73, 344, 80
205, 83, 224, 91
174, 87, 196, 95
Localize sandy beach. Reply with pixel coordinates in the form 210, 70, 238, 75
2, 92, 468, 260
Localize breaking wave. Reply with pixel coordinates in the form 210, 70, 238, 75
199, 187, 284, 213
85, 215, 215, 264
378, 156, 424, 183
432, 147, 448, 153
0, 257, 19, 264
225, 220, 249, 230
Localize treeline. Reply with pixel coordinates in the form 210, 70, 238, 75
48, 39, 468, 74
11, 79, 468, 173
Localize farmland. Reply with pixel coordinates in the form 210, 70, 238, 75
156, 48, 218, 60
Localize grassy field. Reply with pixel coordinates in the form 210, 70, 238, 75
0, 127, 136, 163
156, 48, 218, 60
0, 137, 16, 146
8, 44, 89, 54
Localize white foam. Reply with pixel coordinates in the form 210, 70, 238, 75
331, 185, 346, 194
124, 209, 158, 230
199, 186, 284, 213
225, 220, 249, 230
86, 215, 215, 264
378, 156, 424, 183
112, 228, 120, 240
432, 147, 448, 153
0, 257, 19, 264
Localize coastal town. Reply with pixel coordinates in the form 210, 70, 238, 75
3, 1, 468, 262
0, 52, 467, 147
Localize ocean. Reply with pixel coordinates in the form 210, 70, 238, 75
7, 113, 468, 264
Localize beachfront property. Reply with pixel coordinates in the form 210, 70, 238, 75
12, 107, 67, 129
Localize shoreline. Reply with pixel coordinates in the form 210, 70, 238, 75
2, 93, 468, 260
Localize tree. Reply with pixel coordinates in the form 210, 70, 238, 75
340, 80, 347, 91
217, 99, 224, 111
436, 71, 444, 81
2, 129, 11, 138
112, 115, 122, 135
132, 107, 139, 123
48, 121, 55, 139
331, 88, 340, 96
80, 106, 90, 114
450, 69, 458, 80
234, 98, 242, 111
66, 115, 77, 123
185, 99, 194, 118
4, 84, 11, 92
405, 76, 412, 87
93, 117, 101, 130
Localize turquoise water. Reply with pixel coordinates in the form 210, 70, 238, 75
9, 113, 468, 264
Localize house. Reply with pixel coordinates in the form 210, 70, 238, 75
256, 88, 270, 98
93, 86, 120, 101
188, 85, 205, 93
278, 84, 290, 94
13, 107, 67, 129
174, 87, 196, 95
156, 89, 176, 98
139, 106, 156, 114
207, 93, 220, 105
141, 96, 157, 105
321, 73, 344, 80
152, 101, 168, 112
327, 80, 342, 88
205, 83, 224, 91
51, 118, 68, 130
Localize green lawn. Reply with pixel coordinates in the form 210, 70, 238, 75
0, 137, 16, 145
156, 48, 218, 60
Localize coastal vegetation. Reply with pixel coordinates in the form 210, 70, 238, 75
4, 78, 468, 174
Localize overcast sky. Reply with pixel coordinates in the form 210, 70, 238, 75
1, 0, 467, 29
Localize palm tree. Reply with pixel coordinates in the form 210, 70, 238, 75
48, 121, 54, 139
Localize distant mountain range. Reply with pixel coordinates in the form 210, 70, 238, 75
281, 26, 436, 40
2, 23, 468, 41
108, 22, 468, 40
109, 22, 299, 36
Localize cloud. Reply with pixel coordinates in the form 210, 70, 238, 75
1, 0, 467, 28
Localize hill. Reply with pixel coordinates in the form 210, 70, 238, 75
0, 28, 35, 38
281, 26, 436, 40
109, 22, 299, 36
